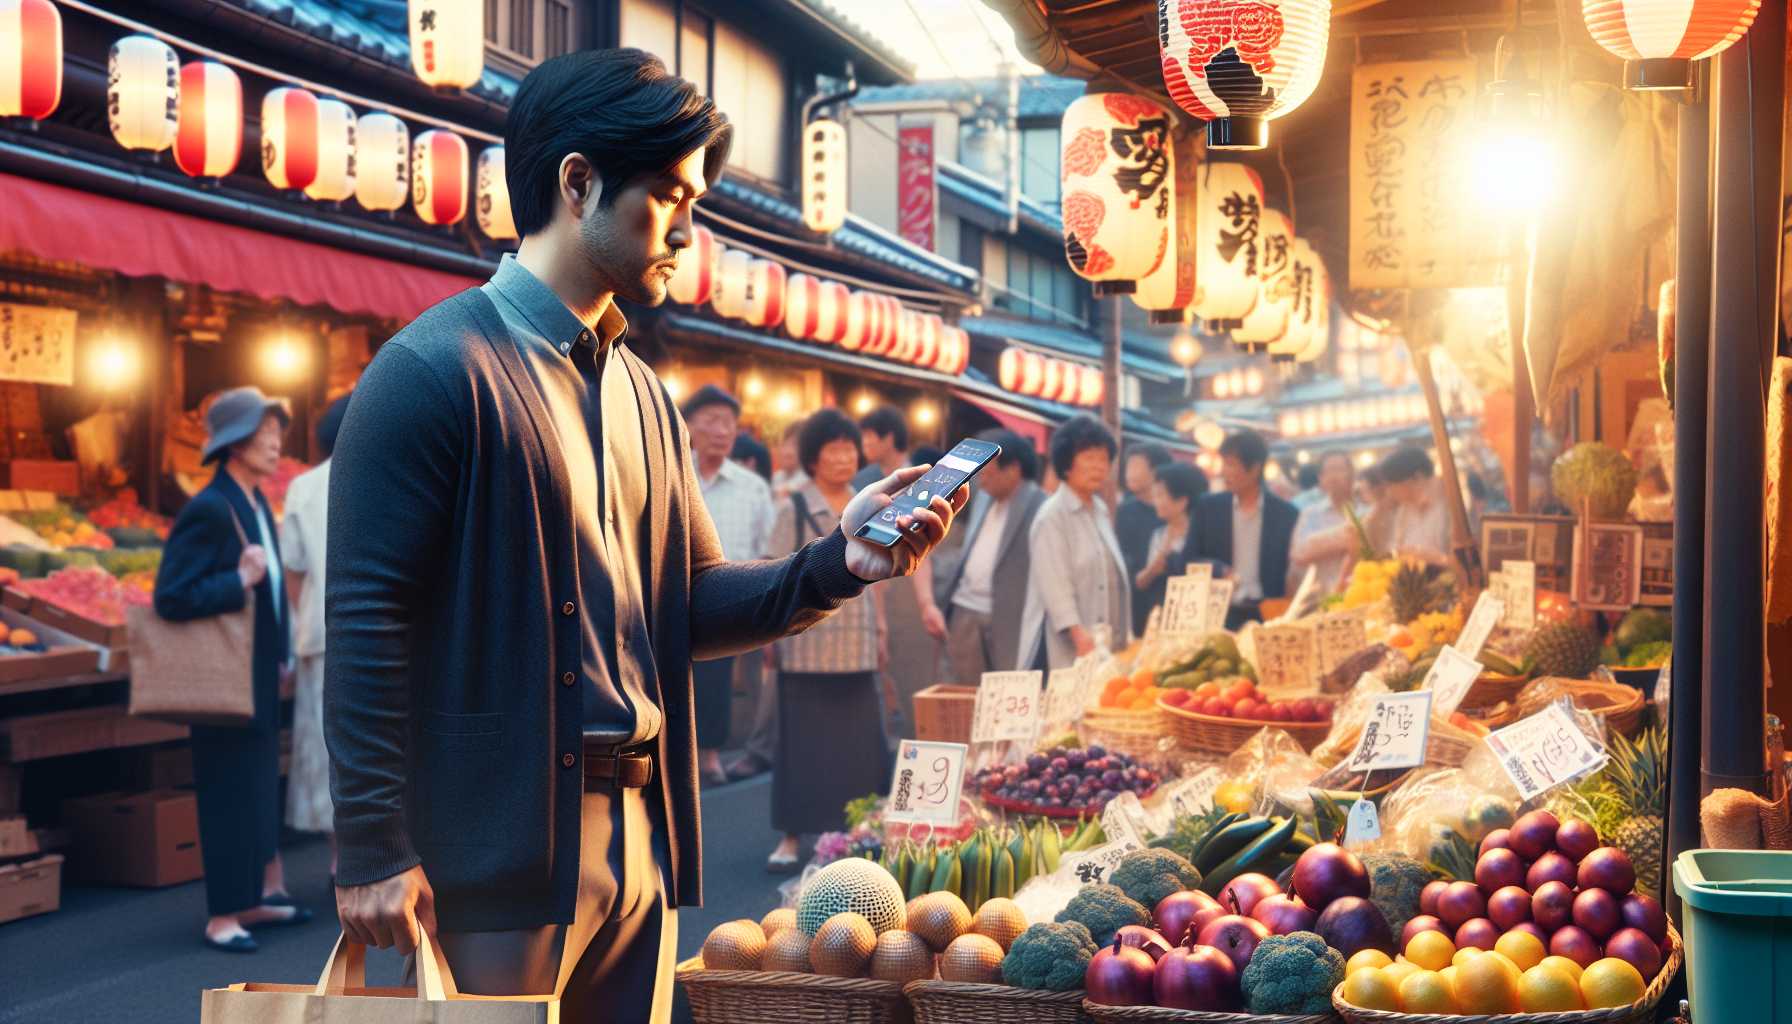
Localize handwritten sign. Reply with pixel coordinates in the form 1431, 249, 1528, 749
1162, 767, 1223, 818
0, 303, 76, 386
1486, 704, 1608, 800
1426, 645, 1484, 718
1044, 665, 1089, 735
1316, 611, 1369, 677
972, 671, 1043, 745
1255, 624, 1318, 692
1344, 798, 1382, 846
1456, 591, 1505, 660
1102, 791, 1151, 847
884, 739, 967, 826
1163, 568, 1213, 635
1060, 838, 1144, 887
1348, 691, 1434, 772
1491, 561, 1537, 632
1573, 523, 1644, 612
1205, 579, 1237, 634
1143, 605, 1164, 642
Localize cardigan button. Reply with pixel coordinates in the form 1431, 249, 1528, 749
562, 601, 575, 616
562, 753, 576, 769
561, 671, 575, 686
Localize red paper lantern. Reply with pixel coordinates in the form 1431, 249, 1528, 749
261, 86, 320, 191
783, 273, 821, 339
813, 281, 850, 345
914, 314, 941, 368
998, 347, 1023, 391
1583, 0, 1761, 89
411, 128, 468, 226
864, 295, 900, 357
1040, 359, 1067, 402
1059, 93, 1174, 290
943, 326, 970, 375
891, 309, 920, 364
742, 258, 787, 329
1018, 351, 1046, 396
1159, 0, 1332, 150
1, 0, 61, 121
841, 291, 871, 352
174, 61, 241, 180
1077, 366, 1105, 407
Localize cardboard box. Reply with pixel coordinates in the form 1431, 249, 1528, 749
0, 815, 33, 858
60, 789, 202, 887
0, 707, 187, 762
0, 853, 63, 924
5, 460, 79, 496
126, 744, 194, 789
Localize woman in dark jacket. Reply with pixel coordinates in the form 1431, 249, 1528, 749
154, 387, 308, 952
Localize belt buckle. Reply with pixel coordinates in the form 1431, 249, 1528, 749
596, 749, 625, 789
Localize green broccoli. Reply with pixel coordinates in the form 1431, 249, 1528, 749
1108, 848, 1203, 909
1239, 930, 1345, 1015
1361, 852, 1434, 938
1000, 921, 1098, 990
1054, 883, 1150, 946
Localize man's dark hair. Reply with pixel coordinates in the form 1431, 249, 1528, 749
1218, 429, 1270, 475
1378, 445, 1436, 484
1126, 442, 1172, 472
679, 383, 740, 421
1156, 462, 1209, 506
1360, 465, 1384, 488
506, 48, 733, 236
316, 394, 350, 459
1296, 462, 1320, 490
859, 405, 909, 453
978, 427, 1039, 481
731, 433, 772, 482
1049, 414, 1117, 478
798, 408, 863, 476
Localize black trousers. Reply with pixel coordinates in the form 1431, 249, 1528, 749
691, 655, 735, 750
190, 723, 281, 916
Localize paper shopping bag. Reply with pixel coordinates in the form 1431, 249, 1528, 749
200, 930, 557, 1023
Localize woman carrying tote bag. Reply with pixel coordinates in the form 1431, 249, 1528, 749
154, 387, 309, 952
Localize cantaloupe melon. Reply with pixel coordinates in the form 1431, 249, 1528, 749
795, 858, 906, 937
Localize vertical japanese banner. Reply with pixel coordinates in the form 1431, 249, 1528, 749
898, 121, 937, 252
1348, 59, 1498, 290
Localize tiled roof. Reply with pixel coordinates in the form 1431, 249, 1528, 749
937, 161, 1061, 240
856, 75, 1087, 119
783, 0, 915, 82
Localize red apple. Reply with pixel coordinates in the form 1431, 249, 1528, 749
1572, 887, 1621, 940
1509, 921, 1549, 945
1086, 938, 1157, 1006
1401, 914, 1447, 947
1419, 880, 1449, 917
1196, 915, 1270, 975
1508, 809, 1561, 860
1454, 917, 1500, 951
1549, 925, 1602, 967
1532, 880, 1575, 931
1619, 893, 1668, 943
1605, 927, 1663, 981
1476, 848, 1528, 893
1115, 925, 1174, 962
1479, 828, 1512, 856
1291, 844, 1370, 911
1252, 894, 1318, 935
1154, 940, 1240, 1011
1578, 847, 1637, 897
1198, 697, 1227, 717
1155, 890, 1219, 947
1221, 873, 1282, 919
1527, 851, 1578, 892
1486, 884, 1533, 930
1162, 689, 1193, 708
1436, 881, 1486, 929
1554, 818, 1600, 861
1292, 698, 1317, 722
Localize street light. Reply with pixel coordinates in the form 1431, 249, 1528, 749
1471, 40, 1559, 214
261, 333, 310, 386
1171, 327, 1202, 368
86, 334, 140, 390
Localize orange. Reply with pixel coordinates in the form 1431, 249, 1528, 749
1212, 781, 1255, 814
1405, 929, 1456, 971
1494, 930, 1547, 971
1383, 960, 1421, 989
1341, 968, 1400, 1011
1519, 964, 1585, 1011
1539, 955, 1585, 982
1347, 949, 1393, 975
1398, 970, 1457, 1013
1131, 668, 1155, 688
1580, 958, 1647, 1009
1438, 965, 1458, 994
1452, 946, 1483, 968
1452, 948, 1520, 1014
1129, 696, 1155, 710
1195, 682, 1220, 699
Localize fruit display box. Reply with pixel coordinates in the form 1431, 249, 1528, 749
0, 852, 63, 925
26, 599, 127, 650
0, 706, 186, 762
0, 607, 102, 687
1, 587, 29, 613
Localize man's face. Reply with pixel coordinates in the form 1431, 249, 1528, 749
1319, 455, 1354, 501
574, 147, 708, 305
1123, 454, 1157, 498
1219, 454, 1254, 493
688, 403, 738, 463
980, 459, 1021, 501
861, 429, 895, 466
232, 413, 285, 477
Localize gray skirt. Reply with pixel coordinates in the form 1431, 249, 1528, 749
772, 671, 888, 835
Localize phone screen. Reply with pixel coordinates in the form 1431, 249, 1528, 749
854, 438, 1002, 547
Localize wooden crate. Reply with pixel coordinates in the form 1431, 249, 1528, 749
912, 684, 977, 744
0, 606, 103, 688
26, 601, 127, 649
0, 707, 186, 762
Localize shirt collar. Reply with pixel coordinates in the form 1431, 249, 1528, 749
489, 253, 629, 357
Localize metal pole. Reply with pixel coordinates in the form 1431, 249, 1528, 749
1666, 71, 1711, 927
1104, 296, 1125, 507
1506, 232, 1534, 513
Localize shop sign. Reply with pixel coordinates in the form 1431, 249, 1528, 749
897, 122, 936, 252
1571, 521, 1643, 612
1480, 513, 1576, 594
0, 303, 75, 386
971, 671, 1042, 745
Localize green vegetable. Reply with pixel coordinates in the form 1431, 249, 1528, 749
1053, 883, 1150, 946
1147, 808, 1235, 862
1202, 815, 1298, 897
1108, 848, 1203, 909
1623, 640, 1672, 667
1239, 930, 1346, 1014
1361, 852, 1435, 938
1481, 650, 1524, 676
992, 844, 1015, 900
1039, 820, 1062, 873
1614, 608, 1672, 650
1551, 442, 1638, 519
1194, 816, 1274, 874
908, 849, 934, 899
1000, 921, 1098, 990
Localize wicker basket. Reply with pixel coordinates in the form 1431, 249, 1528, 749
1157, 696, 1334, 756
905, 980, 1090, 1024
1325, 718, 1477, 768
1329, 926, 1681, 1024
913, 685, 977, 744
1083, 1000, 1338, 1023
1458, 672, 1529, 717
1516, 677, 1647, 737
677, 959, 914, 1024
1083, 705, 1169, 759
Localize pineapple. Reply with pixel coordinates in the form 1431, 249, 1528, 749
1604, 726, 1667, 898
1389, 562, 1456, 624
1524, 622, 1603, 678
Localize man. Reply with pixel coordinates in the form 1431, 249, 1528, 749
325, 50, 963, 1022
1375, 445, 1453, 566
1115, 443, 1171, 636
1287, 451, 1361, 596
682, 384, 774, 785
851, 405, 910, 492
933, 430, 1046, 683
1190, 430, 1299, 628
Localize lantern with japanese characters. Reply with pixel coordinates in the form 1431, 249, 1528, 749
1076, 365, 1105, 407
667, 223, 718, 305
1059, 93, 1173, 292
108, 35, 178, 153
1583, 0, 1761, 90
712, 248, 751, 319
1130, 135, 1198, 323
742, 258, 787, 329
1232, 207, 1294, 351
354, 112, 409, 212
409, 0, 484, 90
1293, 268, 1332, 364
174, 61, 241, 179
475, 146, 517, 240
1160, 0, 1332, 150
260, 87, 320, 190
3, 0, 61, 121
1269, 238, 1324, 361
801, 117, 848, 233
1190, 161, 1263, 330
304, 98, 357, 202
411, 128, 468, 225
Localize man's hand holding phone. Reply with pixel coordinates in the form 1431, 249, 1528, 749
841, 465, 966, 582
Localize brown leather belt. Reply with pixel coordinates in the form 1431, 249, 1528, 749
582, 740, 655, 790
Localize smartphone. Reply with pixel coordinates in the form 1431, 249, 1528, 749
853, 437, 1002, 547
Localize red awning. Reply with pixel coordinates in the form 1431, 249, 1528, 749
0, 171, 482, 320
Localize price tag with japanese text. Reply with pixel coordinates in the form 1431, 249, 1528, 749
884, 740, 968, 826
972, 671, 1043, 745
1162, 767, 1223, 817
1492, 561, 1536, 632
1102, 791, 1152, 845
1058, 838, 1144, 887
1316, 610, 1368, 676
1204, 579, 1237, 634
1344, 798, 1382, 846
1163, 568, 1213, 636
1347, 691, 1434, 772
1043, 664, 1089, 735
1255, 624, 1318, 692
1426, 645, 1485, 718
1486, 704, 1608, 800
1456, 590, 1505, 660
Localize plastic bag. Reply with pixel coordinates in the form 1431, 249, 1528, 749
1221, 727, 1324, 817
1372, 761, 1521, 879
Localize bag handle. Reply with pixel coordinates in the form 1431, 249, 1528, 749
314, 930, 461, 1001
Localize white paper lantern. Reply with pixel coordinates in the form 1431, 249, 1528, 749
1059, 93, 1174, 291
475, 146, 516, 240
409, 0, 484, 90
1130, 134, 1198, 322
742, 259, 787, 329
1584, 0, 1761, 89
354, 112, 409, 213
2, 0, 61, 121
862, 294, 899, 356
261, 87, 320, 191
813, 281, 851, 345
174, 61, 241, 179
1040, 358, 1068, 403
940, 326, 970, 375
108, 35, 178, 153
668, 224, 719, 306
1294, 266, 1332, 364
1270, 237, 1324, 361
800, 117, 848, 233
1077, 366, 1105, 407
1160, 0, 1333, 150
1190, 161, 1264, 330
303, 98, 357, 202
840, 291, 872, 352
891, 309, 920, 364
712, 248, 751, 319
411, 128, 468, 225
1232, 207, 1295, 351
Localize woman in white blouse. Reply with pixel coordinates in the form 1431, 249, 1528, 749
1017, 415, 1130, 669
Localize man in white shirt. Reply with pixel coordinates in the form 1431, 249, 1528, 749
1377, 445, 1454, 566
934, 430, 1047, 683
683, 385, 773, 784
1288, 451, 1362, 595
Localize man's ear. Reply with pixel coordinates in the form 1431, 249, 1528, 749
558, 153, 603, 214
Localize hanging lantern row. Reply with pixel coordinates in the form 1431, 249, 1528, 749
1058, 93, 1173, 292
1209, 365, 1265, 399
996, 347, 1104, 408
1192, 161, 1265, 330
1277, 392, 1430, 439
1159, 0, 1332, 150
1584, 0, 1761, 91
1233, 206, 1295, 351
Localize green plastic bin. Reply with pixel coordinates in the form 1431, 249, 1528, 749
1673, 849, 1792, 1024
